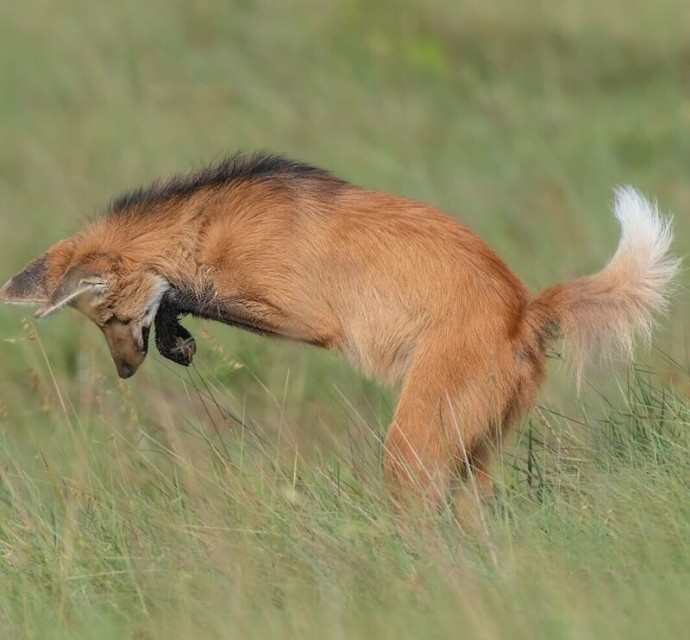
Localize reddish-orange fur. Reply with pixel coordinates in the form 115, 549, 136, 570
0, 158, 677, 511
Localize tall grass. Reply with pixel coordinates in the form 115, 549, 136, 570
1, 1, 689, 638
0, 325, 688, 639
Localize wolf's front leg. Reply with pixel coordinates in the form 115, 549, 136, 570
154, 297, 197, 367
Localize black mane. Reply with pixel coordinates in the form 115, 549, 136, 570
108, 152, 343, 214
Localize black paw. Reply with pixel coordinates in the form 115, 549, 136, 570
155, 321, 196, 366
154, 300, 197, 366
166, 333, 197, 366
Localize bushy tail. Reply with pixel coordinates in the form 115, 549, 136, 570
527, 187, 680, 375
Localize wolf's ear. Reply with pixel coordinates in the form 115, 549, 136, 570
0, 254, 53, 305
35, 267, 108, 319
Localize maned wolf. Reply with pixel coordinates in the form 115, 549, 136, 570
0, 153, 678, 506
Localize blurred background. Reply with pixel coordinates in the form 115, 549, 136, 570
1, 3, 690, 637
1, 0, 688, 459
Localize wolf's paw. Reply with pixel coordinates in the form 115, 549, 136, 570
170, 334, 197, 366
155, 319, 197, 367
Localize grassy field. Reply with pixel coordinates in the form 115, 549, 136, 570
1, 1, 689, 638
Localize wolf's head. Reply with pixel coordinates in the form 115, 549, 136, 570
0, 238, 169, 378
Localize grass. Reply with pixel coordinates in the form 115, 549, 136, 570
1, 0, 689, 638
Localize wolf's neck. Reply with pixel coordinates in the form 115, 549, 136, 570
124, 223, 205, 293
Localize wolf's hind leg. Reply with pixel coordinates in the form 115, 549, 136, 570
453, 368, 542, 528
383, 340, 504, 511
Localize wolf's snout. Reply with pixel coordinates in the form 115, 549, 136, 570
101, 318, 149, 378
113, 351, 146, 378
116, 361, 135, 379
